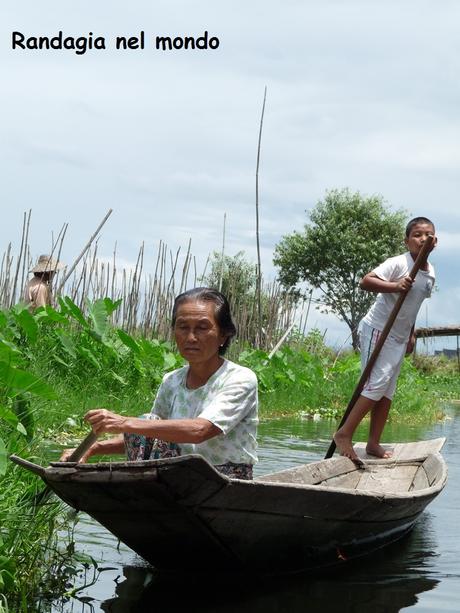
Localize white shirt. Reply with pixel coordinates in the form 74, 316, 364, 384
151, 359, 258, 465
362, 252, 435, 342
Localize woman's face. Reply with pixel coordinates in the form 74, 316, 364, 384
174, 299, 227, 366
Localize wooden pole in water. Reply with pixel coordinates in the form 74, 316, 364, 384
324, 236, 434, 459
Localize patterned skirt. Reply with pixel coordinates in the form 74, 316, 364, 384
124, 432, 253, 480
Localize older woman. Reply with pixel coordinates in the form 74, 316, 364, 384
64, 288, 258, 480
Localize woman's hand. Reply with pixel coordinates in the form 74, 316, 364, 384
59, 447, 94, 463
85, 409, 128, 435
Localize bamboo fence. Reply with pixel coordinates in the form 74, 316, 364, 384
0, 214, 304, 352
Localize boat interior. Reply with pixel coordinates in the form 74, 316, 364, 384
256, 439, 446, 494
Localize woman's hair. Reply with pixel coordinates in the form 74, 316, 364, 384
33, 272, 52, 281
172, 287, 237, 355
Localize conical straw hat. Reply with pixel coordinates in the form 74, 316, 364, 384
30, 254, 65, 273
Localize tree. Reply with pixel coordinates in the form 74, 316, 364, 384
200, 251, 257, 304
200, 251, 299, 350
273, 188, 406, 349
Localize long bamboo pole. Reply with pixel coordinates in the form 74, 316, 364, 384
324, 236, 434, 459
254, 86, 267, 348
56, 208, 113, 296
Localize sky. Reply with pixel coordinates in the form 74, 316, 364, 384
1, 0, 459, 349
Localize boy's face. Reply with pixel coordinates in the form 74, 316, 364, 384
404, 223, 437, 256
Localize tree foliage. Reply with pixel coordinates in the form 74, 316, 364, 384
273, 188, 406, 348
200, 251, 299, 350
200, 251, 257, 304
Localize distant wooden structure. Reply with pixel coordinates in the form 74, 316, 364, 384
414, 325, 460, 373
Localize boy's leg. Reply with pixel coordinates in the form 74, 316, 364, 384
367, 396, 392, 458
365, 338, 405, 458
333, 394, 376, 461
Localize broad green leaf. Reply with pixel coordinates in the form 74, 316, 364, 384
117, 329, 140, 353
13, 394, 34, 439
103, 297, 122, 316
110, 371, 127, 385
15, 308, 38, 344
16, 422, 27, 436
0, 556, 16, 591
86, 299, 109, 339
35, 305, 69, 324
62, 296, 88, 328
0, 340, 21, 364
0, 404, 19, 426
56, 330, 77, 358
0, 362, 56, 399
163, 352, 177, 370
0, 311, 7, 330
78, 346, 101, 370
52, 353, 70, 367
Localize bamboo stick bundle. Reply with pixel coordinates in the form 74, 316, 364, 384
111, 243, 117, 303
87, 243, 99, 301
20, 213, 32, 301
3, 244, 13, 308
11, 212, 28, 306
104, 261, 110, 300
0, 249, 8, 307
124, 268, 133, 330
179, 239, 192, 295
128, 243, 144, 333
78, 259, 89, 310
50, 222, 69, 302
141, 273, 153, 336
123, 268, 129, 329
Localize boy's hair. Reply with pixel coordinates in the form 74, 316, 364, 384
405, 217, 435, 237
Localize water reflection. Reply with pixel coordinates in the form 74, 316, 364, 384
101, 522, 439, 613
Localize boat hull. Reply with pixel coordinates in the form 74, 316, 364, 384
15, 439, 446, 574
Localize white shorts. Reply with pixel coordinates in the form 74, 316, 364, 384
360, 322, 407, 401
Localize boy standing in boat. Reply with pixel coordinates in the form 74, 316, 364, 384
334, 217, 437, 462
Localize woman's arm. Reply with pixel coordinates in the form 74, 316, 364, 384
360, 272, 413, 293
85, 409, 222, 443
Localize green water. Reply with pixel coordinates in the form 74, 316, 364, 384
47, 407, 460, 612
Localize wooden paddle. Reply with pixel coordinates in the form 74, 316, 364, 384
64, 430, 98, 463
324, 235, 434, 460
31, 430, 98, 505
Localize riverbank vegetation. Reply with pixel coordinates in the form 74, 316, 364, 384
1, 299, 459, 609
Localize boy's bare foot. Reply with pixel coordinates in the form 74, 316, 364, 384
333, 432, 364, 468
365, 443, 393, 459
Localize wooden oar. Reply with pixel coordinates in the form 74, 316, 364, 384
324, 235, 434, 460
64, 430, 98, 463
30, 430, 98, 506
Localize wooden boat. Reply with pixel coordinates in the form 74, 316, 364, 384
10, 438, 447, 574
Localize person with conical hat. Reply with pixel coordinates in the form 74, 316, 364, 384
24, 254, 65, 310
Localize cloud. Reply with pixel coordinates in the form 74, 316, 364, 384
1, 0, 459, 348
